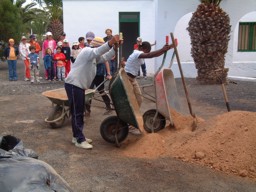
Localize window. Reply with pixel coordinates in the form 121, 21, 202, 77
238, 22, 256, 52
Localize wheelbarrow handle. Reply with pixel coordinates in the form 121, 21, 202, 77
94, 79, 109, 91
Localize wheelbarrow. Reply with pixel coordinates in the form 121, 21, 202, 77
142, 67, 181, 133
42, 88, 95, 128
100, 68, 145, 145
142, 37, 181, 133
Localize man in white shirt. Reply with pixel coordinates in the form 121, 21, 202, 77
124, 41, 175, 107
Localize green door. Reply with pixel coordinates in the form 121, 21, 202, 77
119, 12, 140, 60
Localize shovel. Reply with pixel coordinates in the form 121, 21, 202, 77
170, 33, 198, 131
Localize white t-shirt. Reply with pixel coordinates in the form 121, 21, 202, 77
124, 50, 145, 76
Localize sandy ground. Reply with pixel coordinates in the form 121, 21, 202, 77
0, 60, 256, 191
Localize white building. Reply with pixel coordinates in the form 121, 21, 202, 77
63, 0, 256, 79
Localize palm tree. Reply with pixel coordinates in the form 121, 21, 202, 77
187, 0, 231, 84
14, 0, 46, 35
33, 0, 63, 41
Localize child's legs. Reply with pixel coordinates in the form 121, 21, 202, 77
61, 66, 66, 80
65, 60, 70, 77
30, 67, 35, 82
54, 62, 57, 79
47, 67, 53, 80
24, 59, 30, 79
7, 60, 13, 80
57, 67, 61, 80
12, 60, 17, 80
35, 67, 40, 82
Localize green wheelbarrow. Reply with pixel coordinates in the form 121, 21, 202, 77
100, 68, 146, 145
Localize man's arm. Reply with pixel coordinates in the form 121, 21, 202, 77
139, 44, 174, 59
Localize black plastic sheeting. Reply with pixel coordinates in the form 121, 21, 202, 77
0, 135, 73, 192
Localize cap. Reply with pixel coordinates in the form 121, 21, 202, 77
46, 31, 53, 36
29, 34, 36, 39
137, 37, 142, 42
86, 31, 95, 40
63, 39, 69, 43
21, 36, 27, 40
61, 32, 66, 36
90, 37, 104, 47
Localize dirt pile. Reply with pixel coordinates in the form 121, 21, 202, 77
122, 110, 256, 180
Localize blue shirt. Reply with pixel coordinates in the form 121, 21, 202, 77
96, 63, 106, 76
43, 54, 53, 69
28, 53, 39, 65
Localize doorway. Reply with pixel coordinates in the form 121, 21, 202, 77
119, 12, 140, 60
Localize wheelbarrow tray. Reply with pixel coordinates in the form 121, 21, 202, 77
155, 68, 180, 123
42, 88, 69, 106
42, 88, 95, 106
109, 68, 144, 133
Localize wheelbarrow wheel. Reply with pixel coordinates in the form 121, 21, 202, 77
100, 116, 129, 144
143, 109, 166, 133
48, 105, 65, 128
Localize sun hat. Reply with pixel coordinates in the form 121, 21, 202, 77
21, 36, 27, 40
86, 31, 95, 40
72, 42, 79, 46
46, 31, 53, 36
9, 39, 14, 43
57, 41, 63, 46
29, 34, 36, 39
90, 37, 104, 47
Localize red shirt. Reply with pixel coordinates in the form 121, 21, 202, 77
54, 52, 66, 67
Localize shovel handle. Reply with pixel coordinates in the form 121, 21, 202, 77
221, 83, 231, 112
170, 32, 195, 117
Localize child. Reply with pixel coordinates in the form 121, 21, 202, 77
61, 39, 71, 76
19, 36, 31, 81
54, 46, 66, 81
43, 48, 54, 81
124, 41, 175, 107
70, 42, 81, 64
28, 46, 40, 83
4, 39, 19, 81
65, 35, 120, 149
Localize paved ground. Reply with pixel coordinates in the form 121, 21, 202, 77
0, 60, 256, 191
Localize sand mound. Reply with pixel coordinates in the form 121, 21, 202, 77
122, 110, 256, 180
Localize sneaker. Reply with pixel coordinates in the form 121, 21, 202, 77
75, 141, 93, 149
72, 137, 92, 144
25, 78, 30, 81
128, 126, 141, 135
144, 76, 147, 79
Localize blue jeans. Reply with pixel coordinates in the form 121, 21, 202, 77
138, 63, 147, 77
65, 83, 85, 143
7, 60, 18, 80
109, 59, 117, 75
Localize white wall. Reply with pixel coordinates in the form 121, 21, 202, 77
221, 0, 256, 78
63, 0, 256, 78
63, 0, 156, 74
232, 12, 256, 62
